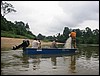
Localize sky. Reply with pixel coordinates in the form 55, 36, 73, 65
2, 1, 99, 36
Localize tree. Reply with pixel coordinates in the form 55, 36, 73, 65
63, 27, 70, 39
37, 33, 45, 40
85, 27, 92, 37
1, 1, 16, 17
75, 29, 82, 37
25, 23, 30, 31
92, 29, 99, 44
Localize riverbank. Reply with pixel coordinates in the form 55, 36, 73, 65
78, 44, 99, 47
1, 37, 64, 51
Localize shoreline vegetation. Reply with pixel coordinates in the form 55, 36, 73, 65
1, 14, 99, 44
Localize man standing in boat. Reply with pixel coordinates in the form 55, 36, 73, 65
51, 40, 57, 48
69, 30, 76, 48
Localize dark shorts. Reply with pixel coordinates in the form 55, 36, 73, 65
72, 38, 76, 43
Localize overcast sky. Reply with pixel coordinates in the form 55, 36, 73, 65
2, 1, 99, 36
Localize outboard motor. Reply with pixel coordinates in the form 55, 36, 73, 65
12, 40, 30, 50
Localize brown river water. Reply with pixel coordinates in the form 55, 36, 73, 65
1, 44, 99, 75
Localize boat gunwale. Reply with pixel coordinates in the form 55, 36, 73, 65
25, 48, 77, 50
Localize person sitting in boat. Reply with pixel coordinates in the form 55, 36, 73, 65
38, 39, 41, 49
69, 30, 76, 48
32, 38, 41, 49
51, 40, 57, 48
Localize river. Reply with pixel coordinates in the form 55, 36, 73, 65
1, 44, 99, 75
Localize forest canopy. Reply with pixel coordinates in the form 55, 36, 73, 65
1, 14, 99, 44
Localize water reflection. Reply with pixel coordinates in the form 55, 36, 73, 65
21, 54, 29, 68
32, 55, 40, 70
51, 56, 57, 69
78, 45, 99, 61
69, 55, 76, 73
22, 54, 41, 71
21, 53, 77, 73
19, 48, 99, 74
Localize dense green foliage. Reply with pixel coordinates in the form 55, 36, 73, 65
36, 26, 99, 44
37, 27, 99, 44
1, 15, 36, 39
1, 14, 99, 44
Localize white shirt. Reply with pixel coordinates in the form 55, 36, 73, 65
32, 40, 39, 48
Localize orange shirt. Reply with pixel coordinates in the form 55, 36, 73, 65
70, 32, 76, 38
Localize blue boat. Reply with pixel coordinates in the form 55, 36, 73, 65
12, 40, 77, 55
23, 48, 77, 55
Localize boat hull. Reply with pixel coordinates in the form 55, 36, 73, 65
23, 48, 77, 55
